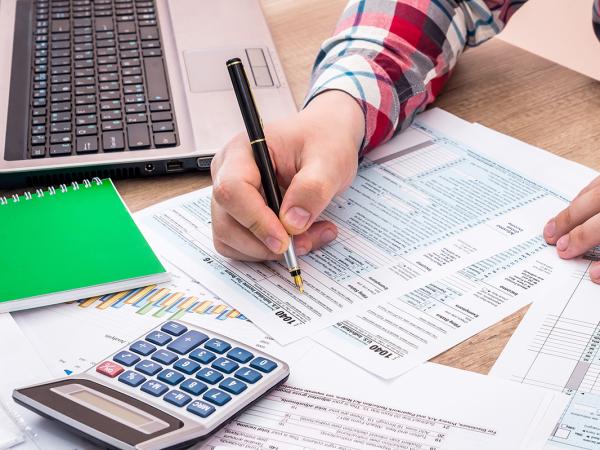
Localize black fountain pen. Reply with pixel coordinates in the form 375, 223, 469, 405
226, 57, 304, 293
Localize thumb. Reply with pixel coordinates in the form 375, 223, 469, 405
279, 163, 340, 235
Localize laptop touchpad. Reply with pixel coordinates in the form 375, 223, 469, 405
184, 47, 277, 93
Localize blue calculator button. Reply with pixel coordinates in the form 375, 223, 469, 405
129, 341, 156, 356
187, 400, 215, 418
167, 330, 209, 355
234, 368, 262, 384
163, 390, 192, 407
157, 369, 185, 386
173, 358, 200, 375
146, 331, 172, 346
135, 360, 162, 376
204, 338, 231, 354
211, 357, 239, 374
189, 348, 216, 364
118, 370, 146, 387
161, 321, 188, 336
180, 379, 208, 396
151, 349, 178, 365
227, 347, 254, 364
219, 377, 247, 395
250, 357, 277, 373
141, 380, 169, 397
113, 351, 140, 367
196, 368, 224, 384
203, 388, 231, 406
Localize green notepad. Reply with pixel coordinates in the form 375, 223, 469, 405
0, 178, 169, 312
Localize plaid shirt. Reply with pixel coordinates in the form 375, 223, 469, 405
307, 0, 600, 154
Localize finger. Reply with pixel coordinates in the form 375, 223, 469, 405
293, 221, 338, 255
211, 201, 280, 260
212, 145, 289, 254
589, 261, 600, 284
544, 187, 600, 245
555, 213, 600, 259
279, 163, 342, 235
213, 239, 268, 262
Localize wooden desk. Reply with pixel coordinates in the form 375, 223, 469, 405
115, 0, 600, 375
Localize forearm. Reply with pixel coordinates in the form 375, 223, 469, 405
306, 0, 528, 154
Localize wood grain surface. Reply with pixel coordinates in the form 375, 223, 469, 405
113, 1, 600, 374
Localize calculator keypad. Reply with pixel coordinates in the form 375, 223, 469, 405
94, 321, 282, 421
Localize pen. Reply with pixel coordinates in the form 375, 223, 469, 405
226, 57, 304, 293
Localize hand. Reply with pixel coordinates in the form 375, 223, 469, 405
210, 90, 365, 261
544, 176, 600, 282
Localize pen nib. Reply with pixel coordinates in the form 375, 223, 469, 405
293, 274, 304, 294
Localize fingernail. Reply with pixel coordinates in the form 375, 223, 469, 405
296, 246, 309, 256
590, 264, 600, 281
544, 220, 556, 238
265, 236, 282, 253
556, 234, 570, 252
320, 229, 337, 244
284, 207, 311, 230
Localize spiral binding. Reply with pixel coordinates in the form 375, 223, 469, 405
0, 178, 104, 205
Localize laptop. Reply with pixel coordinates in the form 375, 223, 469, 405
0, 0, 297, 188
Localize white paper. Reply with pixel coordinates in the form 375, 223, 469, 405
135, 111, 562, 345
491, 254, 600, 450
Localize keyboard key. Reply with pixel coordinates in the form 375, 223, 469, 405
76, 105, 96, 115
126, 123, 150, 149
76, 136, 98, 153
51, 112, 70, 122
154, 132, 177, 147
102, 120, 123, 131
30, 146, 46, 158
180, 379, 207, 396
196, 368, 223, 385
227, 347, 254, 364
167, 330, 209, 355
161, 321, 187, 336
152, 122, 173, 133
95, 17, 114, 32
234, 368, 262, 384
173, 358, 200, 375
113, 351, 140, 367
211, 357, 238, 374
189, 348, 216, 365
118, 370, 145, 387
144, 57, 169, 101
146, 330, 172, 346
49, 143, 72, 156
31, 135, 45, 145
149, 102, 170, 112
250, 357, 278, 373
96, 361, 124, 378
204, 339, 231, 354
130, 340, 156, 356
151, 349, 178, 366
76, 125, 97, 136
101, 111, 121, 121
163, 390, 191, 407
102, 131, 125, 151
126, 113, 147, 124
157, 369, 184, 386
203, 388, 231, 407
135, 360, 162, 376
76, 114, 96, 125
140, 26, 159, 40
187, 400, 215, 418
141, 380, 168, 397
219, 377, 247, 395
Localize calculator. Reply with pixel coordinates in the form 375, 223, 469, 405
13, 321, 289, 450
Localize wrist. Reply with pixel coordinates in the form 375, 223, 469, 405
301, 90, 365, 151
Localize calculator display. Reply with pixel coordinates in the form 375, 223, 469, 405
70, 390, 150, 427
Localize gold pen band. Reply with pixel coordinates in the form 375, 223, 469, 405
226, 60, 242, 68
249, 138, 266, 145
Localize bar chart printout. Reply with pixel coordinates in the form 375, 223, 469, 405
492, 257, 600, 449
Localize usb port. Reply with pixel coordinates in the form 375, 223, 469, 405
166, 160, 184, 172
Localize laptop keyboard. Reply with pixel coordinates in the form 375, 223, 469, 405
26, 0, 179, 158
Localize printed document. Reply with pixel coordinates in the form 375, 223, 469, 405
491, 255, 600, 450
135, 111, 563, 344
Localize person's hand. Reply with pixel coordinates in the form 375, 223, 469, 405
544, 176, 600, 282
210, 90, 365, 261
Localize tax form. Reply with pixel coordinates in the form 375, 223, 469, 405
136, 111, 563, 344
313, 112, 599, 378
491, 256, 600, 450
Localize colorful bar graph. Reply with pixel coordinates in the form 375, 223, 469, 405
76, 285, 247, 322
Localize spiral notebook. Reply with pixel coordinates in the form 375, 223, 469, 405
0, 178, 169, 313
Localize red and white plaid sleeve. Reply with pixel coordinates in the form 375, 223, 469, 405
305, 0, 528, 154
